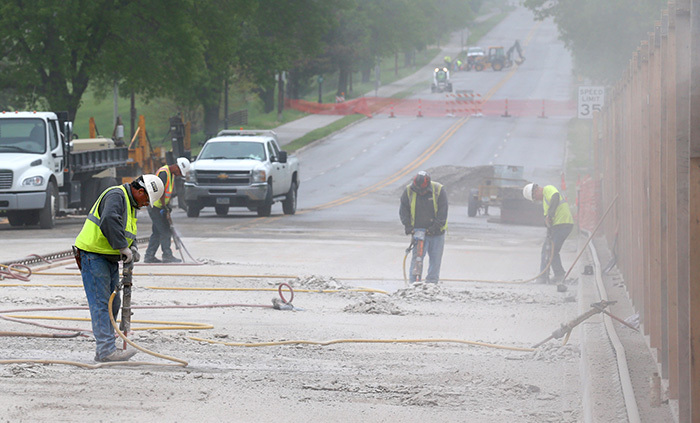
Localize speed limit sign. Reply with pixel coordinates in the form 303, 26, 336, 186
578, 86, 605, 119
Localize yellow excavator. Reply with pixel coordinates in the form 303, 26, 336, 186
474, 40, 525, 72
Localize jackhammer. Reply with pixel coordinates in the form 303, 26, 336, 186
118, 259, 134, 350
403, 228, 426, 286
532, 300, 638, 348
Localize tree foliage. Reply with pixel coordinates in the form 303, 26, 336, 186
0, 0, 482, 134
523, 0, 666, 83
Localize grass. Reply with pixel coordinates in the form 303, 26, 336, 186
284, 114, 366, 152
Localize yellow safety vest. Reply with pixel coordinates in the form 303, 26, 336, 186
75, 185, 137, 255
406, 182, 448, 231
543, 185, 573, 225
152, 165, 172, 208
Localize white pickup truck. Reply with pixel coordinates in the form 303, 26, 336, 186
184, 130, 299, 217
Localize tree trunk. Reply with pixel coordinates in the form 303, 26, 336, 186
361, 67, 371, 83
337, 66, 348, 98
258, 86, 275, 114
288, 70, 299, 100
203, 103, 220, 140
277, 72, 285, 121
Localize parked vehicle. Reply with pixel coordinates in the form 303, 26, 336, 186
0, 111, 128, 228
184, 130, 299, 217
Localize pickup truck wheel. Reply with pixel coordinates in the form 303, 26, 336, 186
215, 205, 229, 216
256, 182, 273, 217
282, 181, 297, 215
39, 182, 58, 229
186, 202, 201, 218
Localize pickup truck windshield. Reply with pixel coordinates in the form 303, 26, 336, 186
0, 118, 46, 154
199, 141, 265, 161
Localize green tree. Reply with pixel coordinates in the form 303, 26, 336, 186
523, 0, 666, 82
239, 0, 338, 113
0, 0, 147, 119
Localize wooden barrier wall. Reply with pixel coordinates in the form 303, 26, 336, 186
594, 1, 700, 421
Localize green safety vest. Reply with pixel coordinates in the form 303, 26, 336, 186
406, 182, 448, 231
543, 185, 573, 226
75, 185, 137, 255
152, 165, 172, 208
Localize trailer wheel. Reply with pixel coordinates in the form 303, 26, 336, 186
39, 182, 58, 229
475, 63, 484, 72
468, 189, 479, 217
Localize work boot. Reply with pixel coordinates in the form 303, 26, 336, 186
144, 255, 162, 264
95, 348, 137, 362
161, 255, 182, 264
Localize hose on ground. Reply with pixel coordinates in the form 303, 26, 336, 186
107, 290, 188, 366
189, 336, 535, 352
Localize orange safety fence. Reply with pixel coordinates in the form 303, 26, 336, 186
575, 175, 600, 233
286, 97, 576, 118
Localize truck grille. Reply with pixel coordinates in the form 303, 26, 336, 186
0, 170, 12, 189
196, 170, 250, 185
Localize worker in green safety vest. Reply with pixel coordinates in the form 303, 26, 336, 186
74, 174, 164, 362
145, 157, 191, 263
399, 171, 449, 283
522, 182, 574, 284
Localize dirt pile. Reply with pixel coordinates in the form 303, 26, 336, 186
343, 296, 406, 315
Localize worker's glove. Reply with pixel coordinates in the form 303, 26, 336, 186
160, 208, 168, 217
119, 247, 133, 264
130, 245, 140, 263
546, 215, 554, 228
404, 226, 414, 235
427, 222, 442, 236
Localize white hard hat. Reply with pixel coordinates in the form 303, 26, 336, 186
176, 157, 191, 175
522, 183, 535, 201
142, 174, 164, 204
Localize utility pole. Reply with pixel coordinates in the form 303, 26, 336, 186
318, 75, 323, 103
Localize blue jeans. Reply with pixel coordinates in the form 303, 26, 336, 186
410, 233, 445, 283
146, 206, 173, 258
80, 250, 121, 359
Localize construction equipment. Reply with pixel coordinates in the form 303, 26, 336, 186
403, 228, 427, 285
166, 212, 198, 263
532, 300, 638, 348
430, 67, 453, 93
118, 260, 133, 350
468, 165, 529, 217
474, 41, 525, 72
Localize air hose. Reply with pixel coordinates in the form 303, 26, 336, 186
189, 336, 535, 352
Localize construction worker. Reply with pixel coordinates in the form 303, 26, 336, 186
144, 158, 191, 263
399, 171, 449, 283
74, 174, 164, 362
522, 183, 574, 283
